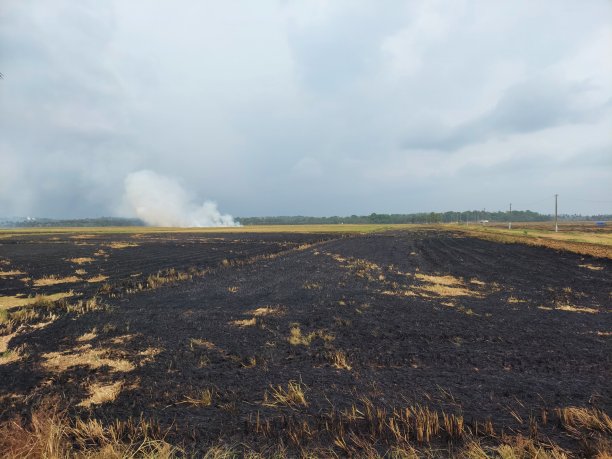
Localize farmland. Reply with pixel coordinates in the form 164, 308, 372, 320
0, 227, 610, 457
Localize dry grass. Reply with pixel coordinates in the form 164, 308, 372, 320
189, 338, 216, 350
0, 343, 26, 365
42, 345, 135, 374
0, 402, 179, 458
0, 224, 417, 238
469, 278, 487, 286
181, 388, 215, 407
0, 396, 609, 457
76, 329, 98, 343
87, 274, 109, 283
578, 263, 604, 271
452, 226, 612, 259
303, 282, 322, 290
105, 242, 139, 249
288, 325, 310, 345
418, 283, 478, 298
33, 275, 81, 287
0, 308, 10, 324
230, 318, 257, 328
413, 273, 483, 298
146, 268, 192, 289
372, 272, 481, 301
0, 332, 16, 354
557, 407, 612, 434
548, 302, 599, 314
381, 289, 417, 297
0, 270, 25, 277
67, 257, 95, 265
78, 381, 123, 407
508, 296, 526, 304
0, 291, 74, 310
415, 273, 462, 286
288, 325, 334, 346
264, 381, 308, 408
1, 294, 99, 327
325, 253, 386, 283
250, 306, 283, 317
109, 334, 137, 345
461, 436, 569, 459
326, 350, 352, 370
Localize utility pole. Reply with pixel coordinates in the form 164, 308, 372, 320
508, 203, 512, 230
554, 194, 558, 232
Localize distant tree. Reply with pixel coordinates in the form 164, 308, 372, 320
429, 212, 441, 223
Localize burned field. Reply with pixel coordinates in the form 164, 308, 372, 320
0, 229, 610, 457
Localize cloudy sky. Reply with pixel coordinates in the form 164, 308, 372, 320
1, 0, 611, 219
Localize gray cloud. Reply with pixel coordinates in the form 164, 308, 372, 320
1, 0, 611, 219
403, 78, 610, 150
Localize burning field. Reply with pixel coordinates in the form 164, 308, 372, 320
0, 228, 610, 457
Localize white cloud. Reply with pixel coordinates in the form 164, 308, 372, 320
0, 0, 610, 218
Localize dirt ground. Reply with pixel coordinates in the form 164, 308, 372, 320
0, 229, 610, 456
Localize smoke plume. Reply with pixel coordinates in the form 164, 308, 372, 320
124, 170, 238, 227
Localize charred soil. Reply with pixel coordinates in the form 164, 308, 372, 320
0, 230, 610, 456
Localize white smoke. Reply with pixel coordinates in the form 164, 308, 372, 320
124, 170, 239, 227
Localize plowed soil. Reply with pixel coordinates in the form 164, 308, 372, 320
0, 230, 610, 455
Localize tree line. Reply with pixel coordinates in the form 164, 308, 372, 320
2, 212, 609, 228
237, 211, 611, 226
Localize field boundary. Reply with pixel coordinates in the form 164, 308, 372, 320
448, 226, 612, 259
0, 224, 413, 236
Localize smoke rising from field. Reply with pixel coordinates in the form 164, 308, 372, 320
124, 170, 238, 227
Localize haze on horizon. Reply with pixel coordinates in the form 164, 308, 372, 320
1, 0, 611, 221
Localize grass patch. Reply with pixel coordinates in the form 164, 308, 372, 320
578, 263, 604, 271
0, 403, 179, 458
415, 273, 463, 286
250, 306, 283, 317
414, 274, 480, 298
181, 388, 216, 407
66, 257, 94, 265
106, 242, 139, 249
288, 325, 334, 346
147, 268, 192, 289
78, 381, 123, 407
451, 226, 612, 259
264, 381, 308, 408
555, 302, 598, 314
0, 270, 25, 277
326, 350, 352, 370
557, 406, 612, 434
0, 292, 74, 310
0, 224, 422, 238
42, 345, 135, 374
33, 275, 81, 287
302, 282, 322, 290
508, 296, 526, 304
87, 274, 109, 283
229, 318, 257, 328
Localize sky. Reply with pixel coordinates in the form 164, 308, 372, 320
1, 0, 611, 220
